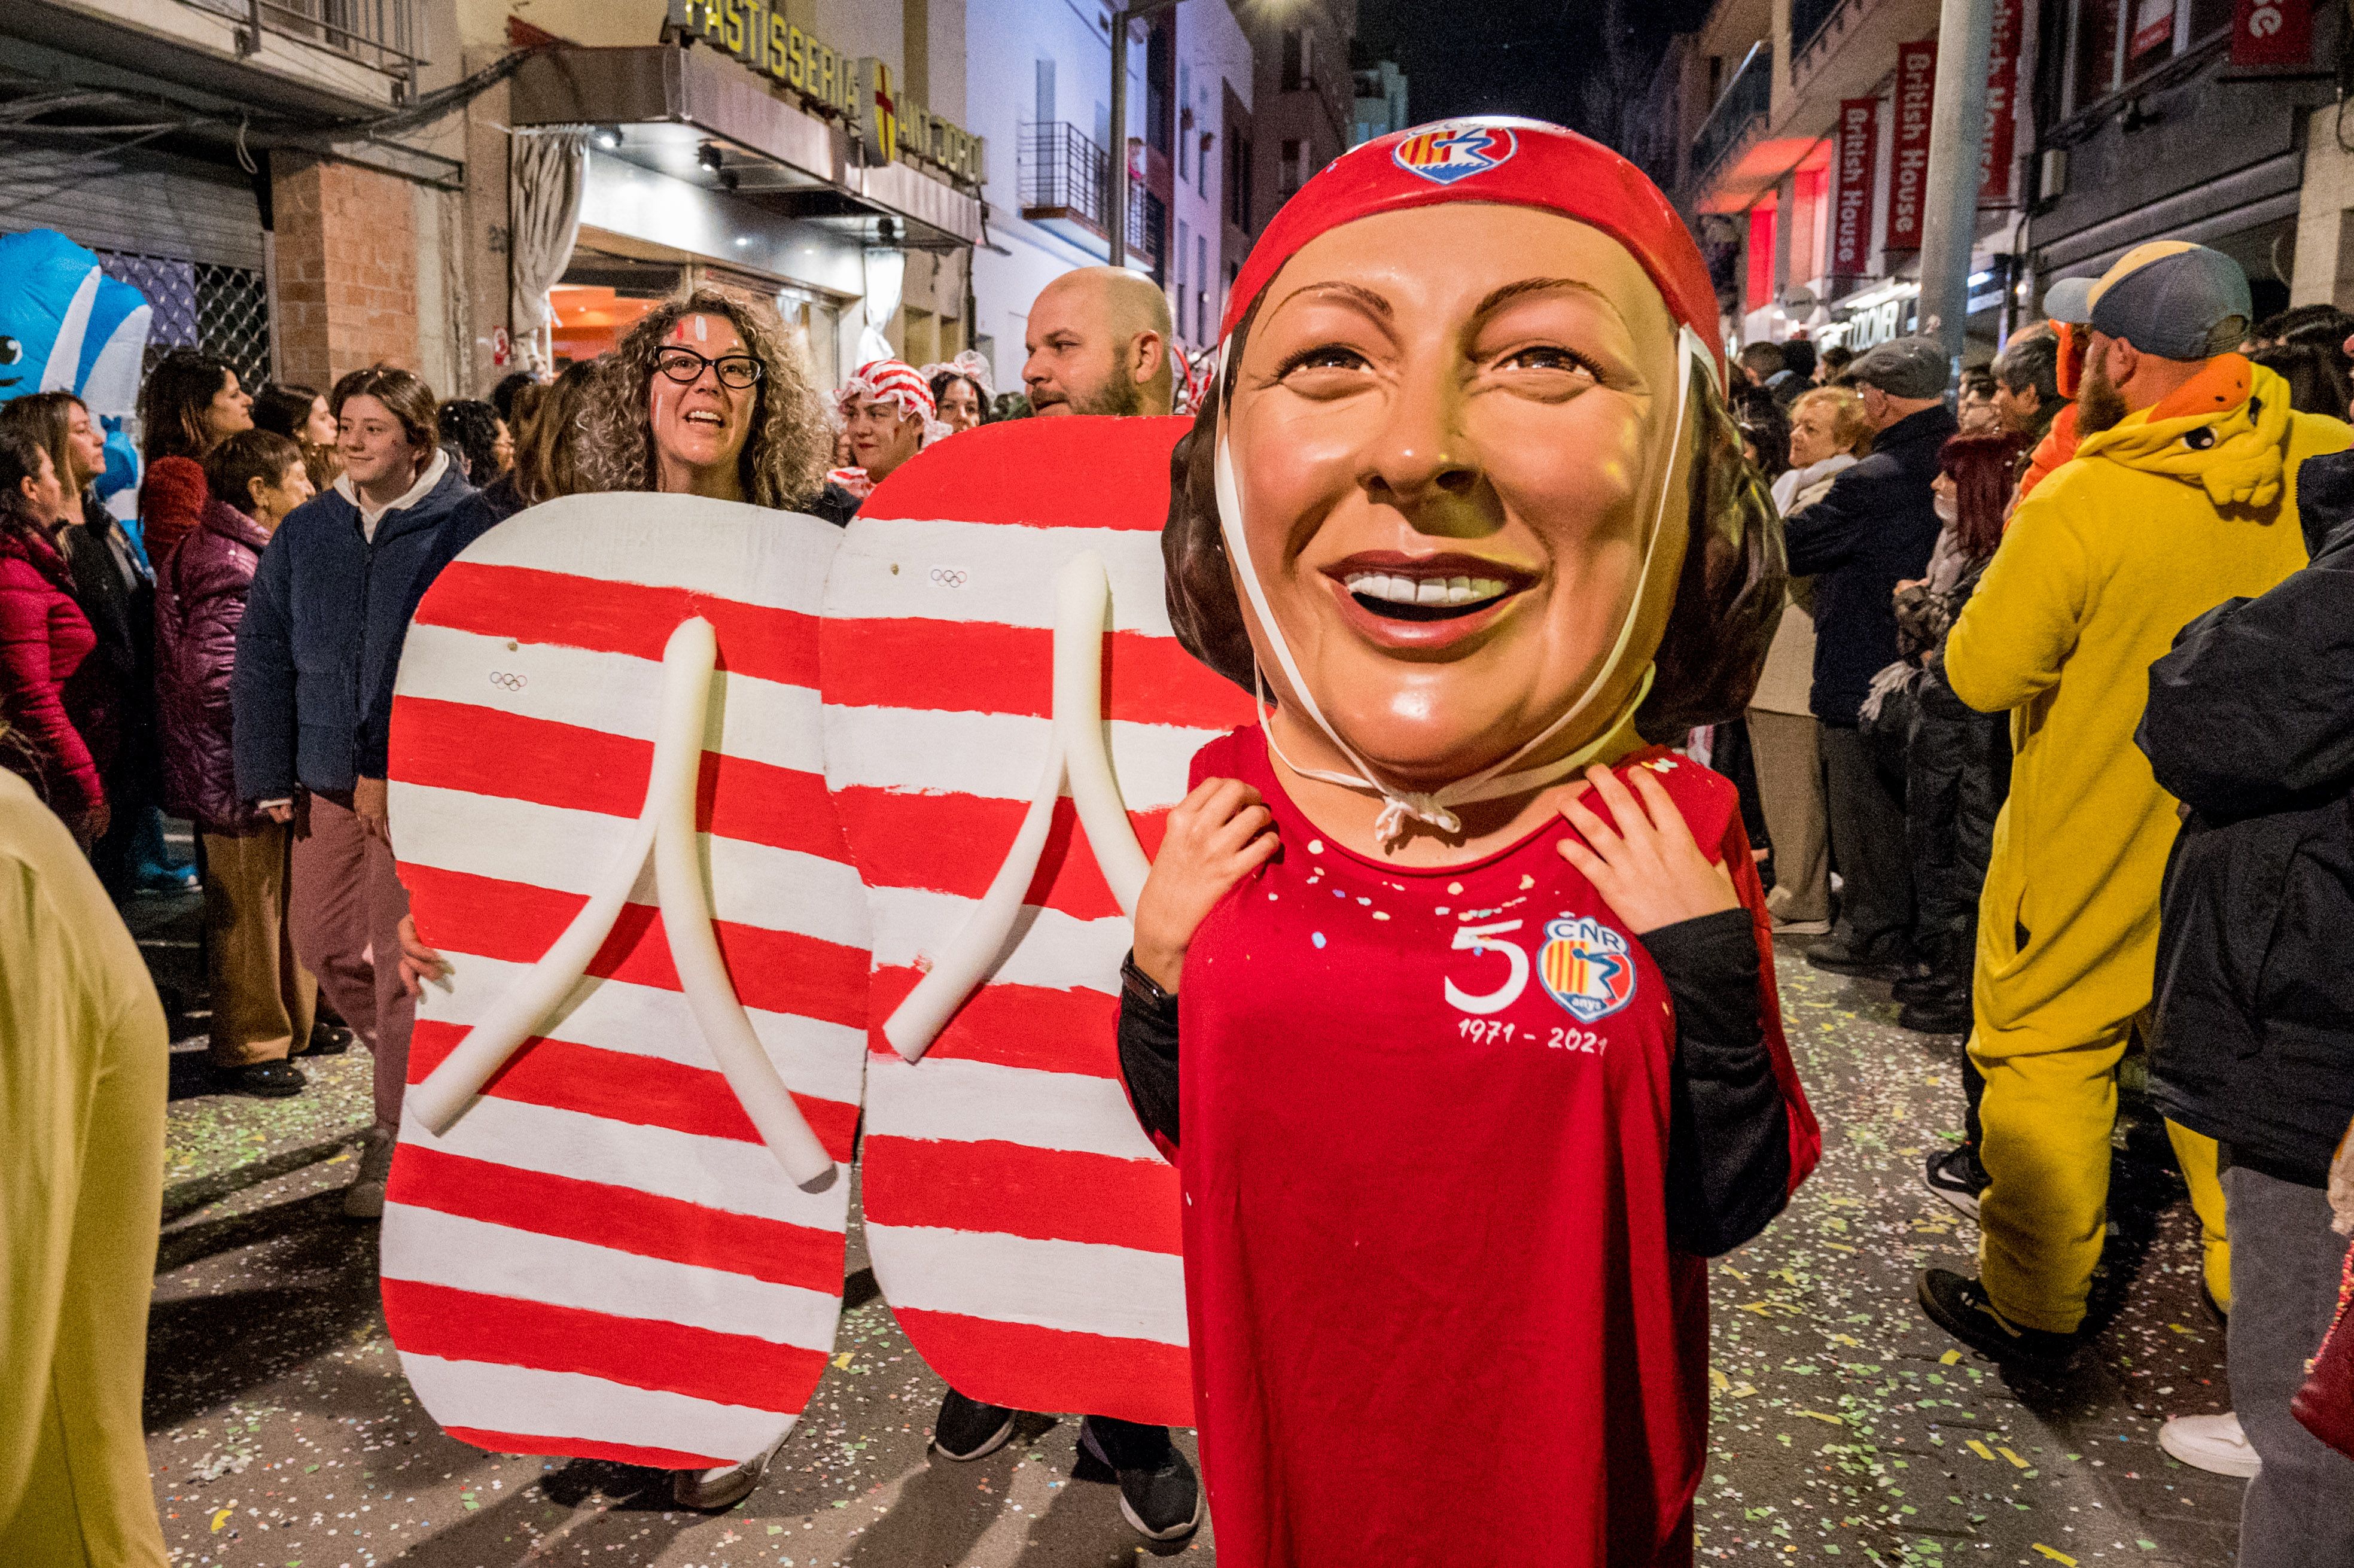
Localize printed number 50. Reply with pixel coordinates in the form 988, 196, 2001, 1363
1445, 920, 1529, 1015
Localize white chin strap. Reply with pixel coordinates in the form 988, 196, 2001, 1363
1212, 324, 1715, 846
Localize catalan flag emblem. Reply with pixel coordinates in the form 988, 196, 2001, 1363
1538, 915, 1637, 1022
1391, 122, 1516, 185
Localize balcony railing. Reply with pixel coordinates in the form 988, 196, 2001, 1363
1689, 41, 1770, 191
1017, 121, 1162, 269
1790, 0, 1846, 59
186, 0, 425, 94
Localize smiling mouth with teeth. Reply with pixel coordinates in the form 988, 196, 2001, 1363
1342, 570, 1518, 622
683, 410, 725, 427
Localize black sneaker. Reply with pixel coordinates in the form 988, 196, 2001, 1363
1079, 1419, 1202, 1543
1893, 970, 1957, 1004
214, 1059, 307, 1098
1916, 1268, 2079, 1369
931, 1387, 1016, 1461
1899, 995, 1973, 1035
1804, 933, 1910, 981
1923, 1144, 1988, 1220
303, 1021, 355, 1056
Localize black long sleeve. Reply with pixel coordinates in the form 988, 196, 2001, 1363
1116, 955, 1183, 1149
1114, 912, 1792, 1256
1648, 908, 1790, 1255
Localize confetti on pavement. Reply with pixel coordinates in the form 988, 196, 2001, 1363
139, 909, 2246, 1565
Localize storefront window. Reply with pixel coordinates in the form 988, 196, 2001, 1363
2072, 0, 2121, 112
2067, 0, 2224, 116
2186, 0, 2234, 41
2124, 0, 2176, 77
1745, 202, 1777, 315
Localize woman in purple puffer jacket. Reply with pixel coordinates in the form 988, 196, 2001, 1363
156, 430, 319, 1097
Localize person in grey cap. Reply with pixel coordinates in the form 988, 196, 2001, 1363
1917, 243, 2354, 1495
1778, 333, 1956, 982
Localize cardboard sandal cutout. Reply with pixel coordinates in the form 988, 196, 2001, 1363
818, 417, 1254, 1426
381, 495, 869, 1469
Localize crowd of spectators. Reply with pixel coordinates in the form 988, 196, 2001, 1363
7, 236, 2352, 1566
0, 263, 1209, 1557
1728, 246, 2354, 1565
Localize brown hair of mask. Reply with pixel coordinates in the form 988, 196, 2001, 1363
1161, 305, 1787, 742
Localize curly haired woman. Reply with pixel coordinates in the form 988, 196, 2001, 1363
401, 288, 833, 605
572, 286, 831, 508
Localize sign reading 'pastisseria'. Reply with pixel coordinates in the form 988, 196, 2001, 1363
665, 0, 986, 186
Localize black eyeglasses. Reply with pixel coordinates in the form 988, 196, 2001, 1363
654, 346, 763, 389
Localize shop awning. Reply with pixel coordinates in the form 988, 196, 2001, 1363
509, 45, 978, 249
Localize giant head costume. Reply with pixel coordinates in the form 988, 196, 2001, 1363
1163, 118, 1783, 842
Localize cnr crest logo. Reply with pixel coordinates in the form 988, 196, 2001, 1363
1392, 123, 1517, 186
1538, 915, 1637, 1022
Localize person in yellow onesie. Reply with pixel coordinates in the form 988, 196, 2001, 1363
0, 763, 170, 1566
1917, 242, 2351, 1368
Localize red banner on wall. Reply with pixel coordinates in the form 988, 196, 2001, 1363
1884, 38, 1937, 252
1830, 98, 1878, 276
2231, 0, 2315, 67
1980, 0, 2020, 204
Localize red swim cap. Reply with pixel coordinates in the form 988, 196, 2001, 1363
1220, 117, 1721, 376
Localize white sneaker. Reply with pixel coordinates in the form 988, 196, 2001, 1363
672, 1431, 789, 1510
2158, 1412, 2259, 1478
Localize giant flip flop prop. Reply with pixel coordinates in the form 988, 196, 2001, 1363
380, 495, 870, 1469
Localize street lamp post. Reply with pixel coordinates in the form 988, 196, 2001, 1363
1106, 0, 1184, 270
1916, 0, 1996, 373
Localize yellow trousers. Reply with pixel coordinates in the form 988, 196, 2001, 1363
1971, 1015, 2229, 1333
1, 781, 171, 1567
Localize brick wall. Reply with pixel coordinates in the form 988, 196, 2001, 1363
273, 157, 420, 389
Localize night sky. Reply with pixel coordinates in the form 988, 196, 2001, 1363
1354, 0, 1710, 145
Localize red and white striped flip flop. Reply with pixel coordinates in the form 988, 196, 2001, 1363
382, 494, 870, 1469
819, 417, 1254, 1426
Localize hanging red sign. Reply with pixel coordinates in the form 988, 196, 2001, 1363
2231, 0, 2315, 67
1829, 98, 1878, 277
2129, 0, 2176, 59
1885, 38, 1936, 252
1980, 0, 2020, 205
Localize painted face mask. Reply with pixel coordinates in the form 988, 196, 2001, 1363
1195, 118, 1756, 843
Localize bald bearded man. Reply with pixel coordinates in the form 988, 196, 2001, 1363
1022, 266, 1174, 418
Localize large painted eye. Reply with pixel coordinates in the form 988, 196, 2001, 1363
0, 336, 20, 366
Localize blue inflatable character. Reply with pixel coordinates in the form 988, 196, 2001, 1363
0, 229, 154, 520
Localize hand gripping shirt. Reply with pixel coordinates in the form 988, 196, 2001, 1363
1156, 728, 1817, 1567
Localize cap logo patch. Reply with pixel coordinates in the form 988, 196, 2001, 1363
1392, 123, 1516, 185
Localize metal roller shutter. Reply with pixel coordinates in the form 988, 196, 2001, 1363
0, 144, 264, 268
0, 145, 274, 385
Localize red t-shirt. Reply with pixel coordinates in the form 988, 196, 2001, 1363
1176, 727, 1815, 1567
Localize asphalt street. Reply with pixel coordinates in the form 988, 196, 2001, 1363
133, 882, 2242, 1568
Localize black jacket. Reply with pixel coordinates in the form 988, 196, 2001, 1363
2139, 449, 2354, 1187
58, 493, 154, 780
1782, 404, 1955, 726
